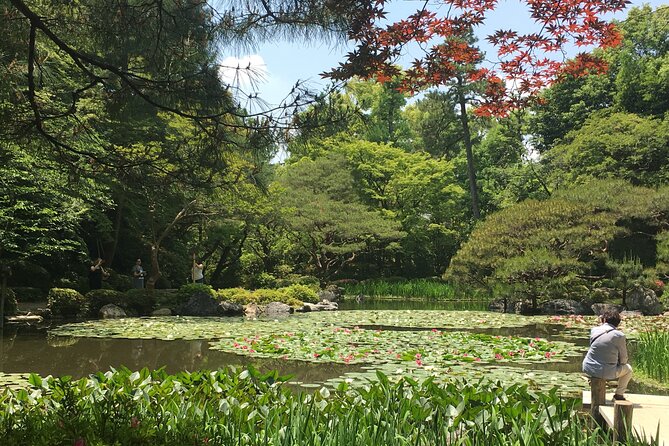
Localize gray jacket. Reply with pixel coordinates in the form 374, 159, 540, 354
582, 323, 629, 380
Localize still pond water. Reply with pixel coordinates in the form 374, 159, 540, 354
0, 299, 658, 394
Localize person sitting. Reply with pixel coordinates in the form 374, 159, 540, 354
582, 309, 633, 401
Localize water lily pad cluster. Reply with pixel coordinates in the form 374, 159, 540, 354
0, 373, 31, 391
46, 310, 594, 392
212, 327, 576, 366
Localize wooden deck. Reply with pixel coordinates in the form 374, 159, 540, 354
583, 391, 669, 445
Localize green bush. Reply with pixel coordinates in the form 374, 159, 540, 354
124, 289, 157, 315
85, 289, 125, 316
216, 287, 305, 307
173, 283, 215, 308
47, 288, 85, 317
293, 275, 321, 290
251, 288, 285, 304
280, 284, 318, 303
248, 272, 279, 289
216, 288, 254, 304
10, 286, 45, 302
151, 289, 180, 311
105, 270, 133, 292
276, 274, 321, 290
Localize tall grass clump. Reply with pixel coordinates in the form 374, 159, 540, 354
634, 330, 669, 383
0, 367, 659, 445
344, 279, 473, 300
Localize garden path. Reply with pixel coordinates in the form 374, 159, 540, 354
583, 391, 669, 445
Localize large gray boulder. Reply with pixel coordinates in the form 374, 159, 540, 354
591, 303, 624, 316
263, 302, 292, 318
219, 301, 244, 316
99, 304, 127, 319
488, 298, 534, 314
151, 308, 172, 316
318, 285, 344, 303
299, 300, 339, 312
178, 292, 220, 316
177, 292, 244, 316
244, 303, 261, 318
627, 286, 664, 315
541, 299, 591, 315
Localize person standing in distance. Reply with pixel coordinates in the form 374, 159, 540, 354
582, 309, 633, 401
89, 257, 107, 290
131, 258, 145, 288
192, 254, 204, 284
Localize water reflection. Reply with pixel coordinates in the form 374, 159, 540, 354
0, 324, 360, 384
1, 315, 665, 395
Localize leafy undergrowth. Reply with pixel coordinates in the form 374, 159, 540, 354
0, 367, 656, 446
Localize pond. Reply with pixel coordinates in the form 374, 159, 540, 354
1, 302, 667, 394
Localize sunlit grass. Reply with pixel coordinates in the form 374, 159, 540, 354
343, 279, 481, 300
634, 330, 669, 383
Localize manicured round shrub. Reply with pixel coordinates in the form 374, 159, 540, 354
280, 284, 318, 303
251, 288, 285, 304
47, 288, 85, 317
217, 288, 254, 304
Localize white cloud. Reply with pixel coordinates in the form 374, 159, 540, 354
218, 54, 269, 93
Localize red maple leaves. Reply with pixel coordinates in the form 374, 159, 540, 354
324, 0, 630, 116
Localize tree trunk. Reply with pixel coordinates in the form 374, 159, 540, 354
146, 243, 160, 290
104, 196, 124, 267
456, 76, 480, 220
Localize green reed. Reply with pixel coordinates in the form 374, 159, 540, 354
344, 279, 480, 300
0, 367, 660, 446
634, 330, 669, 383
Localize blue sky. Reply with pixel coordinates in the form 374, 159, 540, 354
219, 1, 666, 109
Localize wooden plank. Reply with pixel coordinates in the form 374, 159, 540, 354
583, 391, 669, 408
590, 393, 669, 446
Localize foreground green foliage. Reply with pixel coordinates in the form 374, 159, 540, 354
0, 367, 656, 446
